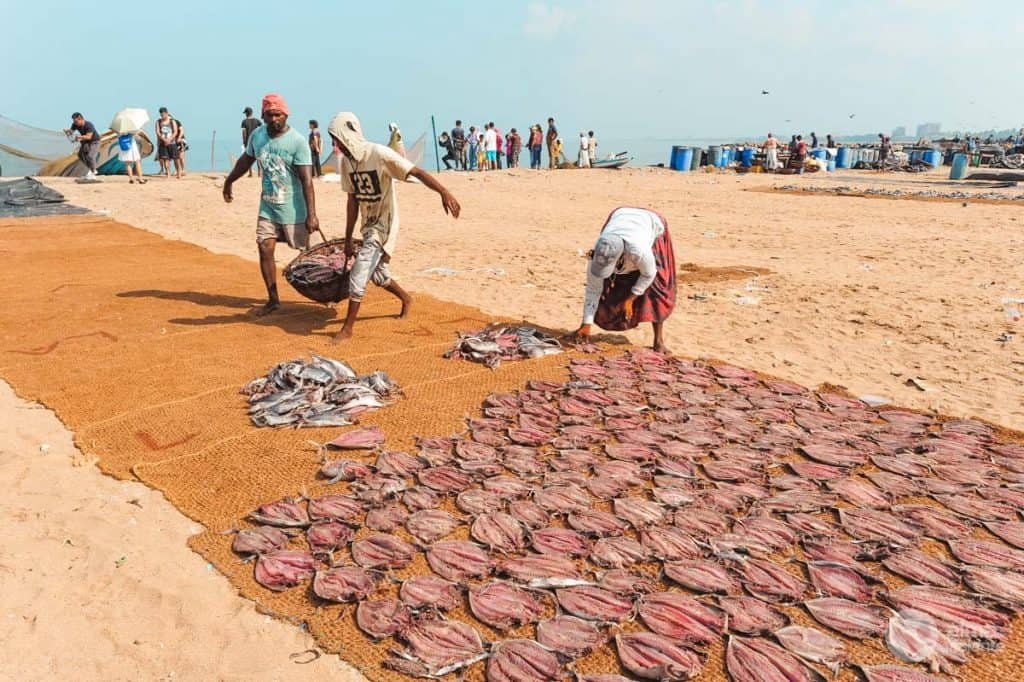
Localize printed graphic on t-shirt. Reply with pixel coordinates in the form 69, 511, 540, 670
260, 151, 289, 205
349, 170, 382, 201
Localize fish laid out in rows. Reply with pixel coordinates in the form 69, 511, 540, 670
232, 348, 1024, 681
241, 354, 399, 427
445, 325, 563, 369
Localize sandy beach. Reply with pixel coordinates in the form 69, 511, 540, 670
3, 165, 1023, 679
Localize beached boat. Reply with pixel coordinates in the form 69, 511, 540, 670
592, 152, 630, 169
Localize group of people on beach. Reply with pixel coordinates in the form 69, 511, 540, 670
438, 118, 599, 171
221, 94, 675, 352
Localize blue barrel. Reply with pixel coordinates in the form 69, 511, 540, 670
923, 150, 942, 168
669, 145, 682, 169
827, 159, 836, 172
707, 145, 722, 167
690, 147, 703, 170
676, 147, 693, 172
811, 148, 827, 161
949, 153, 968, 180
722, 148, 733, 166
741, 148, 754, 167
835, 147, 850, 168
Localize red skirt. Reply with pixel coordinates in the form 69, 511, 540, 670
593, 210, 677, 332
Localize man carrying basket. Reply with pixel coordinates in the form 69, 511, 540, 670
222, 93, 320, 316
327, 111, 460, 343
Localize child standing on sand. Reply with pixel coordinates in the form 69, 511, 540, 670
476, 134, 487, 171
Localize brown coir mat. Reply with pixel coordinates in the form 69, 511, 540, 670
3, 216, 1024, 682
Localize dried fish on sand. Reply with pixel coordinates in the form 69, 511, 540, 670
445, 325, 563, 369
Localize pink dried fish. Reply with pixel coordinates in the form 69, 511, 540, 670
882, 550, 960, 588
544, 470, 588, 487
587, 476, 629, 500
594, 460, 651, 486
498, 554, 582, 585
757, 490, 836, 514
306, 521, 355, 555
885, 586, 1011, 648
891, 504, 971, 541
948, 538, 1024, 570
471, 512, 527, 552
468, 581, 546, 630
886, 609, 967, 673
248, 497, 310, 528
869, 454, 930, 477
508, 426, 553, 447
352, 475, 406, 504
638, 592, 725, 647
785, 513, 839, 539
319, 458, 373, 484
325, 426, 385, 450
599, 569, 658, 596
536, 616, 606, 656
591, 536, 650, 568
827, 477, 890, 508
839, 508, 922, 546
774, 626, 847, 673
418, 466, 473, 493
615, 632, 704, 681
455, 439, 497, 462
865, 471, 921, 497
486, 639, 562, 682
351, 534, 415, 569
502, 447, 546, 475
232, 526, 289, 555
732, 516, 797, 552
962, 565, 1024, 607
856, 665, 945, 682
483, 475, 533, 499
568, 509, 629, 537
798, 443, 866, 467
734, 558, 807, 603
400, 617, 486, 675
356, 598, 411, 639
364, 503, 409, 532
787, 460, 845, 480
556, 585, 634, 621
455, 488, 503, 515
376, 450, 425, 477
664, 560, 742, 595
307, 494, 363, 523
508, 499, 550, 528
613, 497, 667, 528
459, 459, 504, 477
805, 597, 889, 639
984, 520, 1024, 549
605, 443, 658, 463
805, 561, 877, 601
641, 527, 702, 561
403, 486, 441, 512
934, 493, 1016, 522
673, 508, 730, 539
531, 527, 590, 557
399, 576, 462, 611
534, 484, 592, 513
406, 509, 461, 544
253, 550, 317, 591
425, 540, 491, 581
311, 565, 377, 602
471, 427, 507, 447
718, 596, 789, 635
726, 636, 825, 682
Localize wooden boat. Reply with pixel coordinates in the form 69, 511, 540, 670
592, 151, 630, 169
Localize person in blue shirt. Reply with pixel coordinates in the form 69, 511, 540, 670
222, 93, 320, 316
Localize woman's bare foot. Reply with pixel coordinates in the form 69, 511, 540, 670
330, 327, 354, 344
253, 300, 280, 317
652, 341, 671, 355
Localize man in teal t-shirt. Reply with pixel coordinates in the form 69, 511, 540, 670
223, 93, 320, 316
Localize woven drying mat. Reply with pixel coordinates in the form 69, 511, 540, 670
3, 216, 1024, 681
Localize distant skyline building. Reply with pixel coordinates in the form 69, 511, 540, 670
892, 126, 907, 139
916, 122, 942, 138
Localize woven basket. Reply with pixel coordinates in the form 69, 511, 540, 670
284, 238, 357, 304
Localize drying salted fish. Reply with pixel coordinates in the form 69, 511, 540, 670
307, 494, 363, 523
985, 520, 1024, 549
838, 508, 921, 546
884, 586, 1010, 648
664, 560, 742, 595
556, 586, 634, 621
499, 554, 582, 586
613, 497, 667, 528
468, 581, 546, 630
718, 596, 789, 635
319, 458, 373, 484
882, 550, 960, 588
398, 617, 487, 676
962, 565, 1024, 607
312, 565, 378, 602
417, 466, 474, 493
402, 486, 441, 512
456, 488, 503, 515
376, 450, 425, 477
356, 599, 411, 640
232, 526, 289, 555
534, 484, 591, 513
805, 561, 877, 601
640, 527, 702, 561
254, 550, 317, 591
508, 499, 550, 529
805, 597, 889, 639
399, 576, 462, 611
637, 592, 724, 647
774, 626, 847, 673
591, 536, 650, 568
885, 609, 966, 673
856, 665, 945, 682
406, 510, 462, 544
243, 355, 398, 428
351, 534, 415, 569
531, 527, 590, 556
725, 636, 825, 682
614, 632, 704, 681
486, 639, 563, 682
891, 504, 971, 541
733, 558, 807, 603
536, 616, 606, 656
324, 426, 385, 450
599, 569, 658, 596
248, 497, 310, 528
568, 509, 629, 537
445, 325, 563, 368
948, 538, 1024, 570
471, 512, 527, 552
425, 540, 492, 581
364, 503, 409, 532
305, 521, 355, 555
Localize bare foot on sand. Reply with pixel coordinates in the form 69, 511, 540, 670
330, 327, 353, 344
653, 342, 671, 355
398, 296, 412, 319
252, 300, 280, 317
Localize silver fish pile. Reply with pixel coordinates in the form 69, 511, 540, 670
445, 325, 563, 369
241, 354, 399, 427
233, 348, 1024, 680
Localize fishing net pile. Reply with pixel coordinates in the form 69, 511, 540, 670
445, 325, 563, 369
241, 354, 400, 428
232, 349, 1024, 681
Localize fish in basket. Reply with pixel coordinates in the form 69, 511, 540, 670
284, 238, 357, 303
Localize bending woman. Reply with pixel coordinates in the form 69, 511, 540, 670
568, 206, 677, 353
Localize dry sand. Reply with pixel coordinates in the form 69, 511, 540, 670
2, 165, 1022, 679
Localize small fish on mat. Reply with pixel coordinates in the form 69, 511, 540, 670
445, 325, 562, 368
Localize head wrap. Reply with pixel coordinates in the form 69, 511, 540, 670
328, 112, 370, 163
388, 122, 399, 132
590, 235, 625, 279
261, 93, 289, 115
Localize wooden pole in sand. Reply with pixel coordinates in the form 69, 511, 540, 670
210, 131, 216, 171
431, 115, 440, 173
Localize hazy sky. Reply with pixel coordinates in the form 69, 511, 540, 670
4, 0, 1022, 142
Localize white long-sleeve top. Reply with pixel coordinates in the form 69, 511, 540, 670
583, 207, 666, 325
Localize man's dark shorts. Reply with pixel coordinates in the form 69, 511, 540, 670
158, 142, 180, 160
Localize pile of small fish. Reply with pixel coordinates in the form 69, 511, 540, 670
241, 355, 400, 428
445, 325, 563, 369
234, 349, 1024, 681
286, 247, 352, 287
